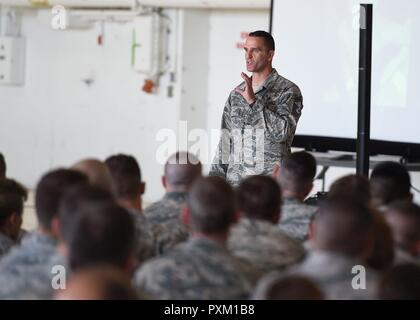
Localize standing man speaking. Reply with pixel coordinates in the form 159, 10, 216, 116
210, 30, 303, 186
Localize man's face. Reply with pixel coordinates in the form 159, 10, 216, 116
244, 36, 274, 73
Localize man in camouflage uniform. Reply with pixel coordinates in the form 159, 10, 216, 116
228, 176, 305, 276
0, 169, 87, 299
210, 30, 303, 186
273, 151, 318, 242
144, 152, 202, 254
134, 177, 252, 300
294, 199, 378, 299
105, 154, 156, 261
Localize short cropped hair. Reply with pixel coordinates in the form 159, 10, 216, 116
278, 151, 317, 194
187, 176, 235, 234
249, 30, 275, 51
370, 161, 411, 206
237, 175, 281, 221
105, 154, 142, 199
35, 169, 87, 230
68, 202, 135, 271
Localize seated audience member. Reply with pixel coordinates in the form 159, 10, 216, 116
228, 175, 305, 276
134, 177, 252, 300
0, 179, 27, 257
295, 198, 378, 299
0, 153, 6, 180
273, 151, 318, 241
105, 154, 155, 261
72, 158, 113, 193
144, 151, 202, 254
253, 274, 325, 300
384, 200, 420, 264
378, 263, 420, 300
55, 266, 140, 300
370, 161, 412, 210
0, 169, 87, 299
66, 202, 137, 275
53, 184, 115, 271
328, 175, 395, 271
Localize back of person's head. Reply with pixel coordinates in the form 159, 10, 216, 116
276, 151, 316, 198
56, 266, 140, 300
72, 158, 113, 193
0, 153, 6, 179
328, 174, 370, 205
378, 263, 420, 300
314, 198, 374, 257
164, 152, 202, 191
36, 169, 87, 232
384, 200, 420, 256
58, 184, 114, 244
186, 176, 235, 234
105, 154, 143, 200
0, 178, 28, 201
366, 209, 395, 271
68, 202, 136, 273
253, 274, 324, 300
248, 30, 275, 51
370, 161, 411, 207
0, 179, 28, 239
237, 175, 281, 223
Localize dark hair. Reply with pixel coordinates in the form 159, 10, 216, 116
0, 194, 22, 228
328, 174, 370, 205
0, 178, 28, 228
370, 161, 411, 206
249, 30, 275, 51
35, 169, 88, 230
378, 263, 420, 300
105, 154, 142, 199
187, 176, 234, 233
164, 152, 202, 188
255, 275, 325, 300
315, 198, 373, 256
68, 202, 135, 272
0, 153, 5, 179
0, 178, 28, 201
278, 151, 317, 194
237, 175, 281, 221
58, 184, 114, 244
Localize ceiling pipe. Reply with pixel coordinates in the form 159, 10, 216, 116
138, 0, 270, 9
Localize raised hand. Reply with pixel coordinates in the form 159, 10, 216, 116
235, 72, 256, 105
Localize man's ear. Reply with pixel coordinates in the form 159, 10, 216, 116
139, 182, 146, 195
308, 219, 316, 244
125, 253, 139, 276
51, 216, 60, 239
273, 207, 281, 224
304, 182, 314, 198
268, 50, 275, 62
181, 205, 191, 227
161, 176, 167, 189
9, 212, 21, 227
412, 240, 420, 257
231, 210, 241, 225
272, 164, 281, 180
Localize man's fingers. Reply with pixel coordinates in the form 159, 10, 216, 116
235, 88, 244, 96
241, 72, 252, 86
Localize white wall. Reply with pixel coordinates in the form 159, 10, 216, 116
0, 8, 182, 202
